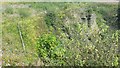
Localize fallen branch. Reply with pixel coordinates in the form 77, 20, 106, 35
17, 22, 25, 51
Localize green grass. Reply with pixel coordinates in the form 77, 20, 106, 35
2, 15, 47, 66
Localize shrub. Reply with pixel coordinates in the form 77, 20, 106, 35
36, 33, 65, 65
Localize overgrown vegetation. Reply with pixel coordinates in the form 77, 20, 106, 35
2, 2, 119, 66
36, 33, 65, 65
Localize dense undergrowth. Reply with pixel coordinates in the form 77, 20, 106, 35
2, 2, 120, 66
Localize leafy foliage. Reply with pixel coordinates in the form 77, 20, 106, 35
36, 33, 65, 65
